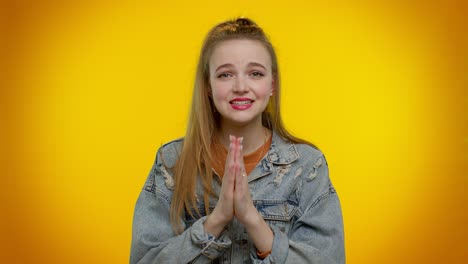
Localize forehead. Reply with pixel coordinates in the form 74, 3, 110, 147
209, 39, 271, 68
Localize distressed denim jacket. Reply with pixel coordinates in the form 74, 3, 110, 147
130, 131, 345, 264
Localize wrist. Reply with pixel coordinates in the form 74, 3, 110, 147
204, 212, 228, 238
244, 211, 273, 254
243, 209, 263, 230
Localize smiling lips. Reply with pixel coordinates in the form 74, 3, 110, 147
230, 98, 254, 110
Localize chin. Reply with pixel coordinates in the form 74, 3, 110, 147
223, 114, 262, 127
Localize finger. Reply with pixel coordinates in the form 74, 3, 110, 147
225, 158, 236, 186
237, 137, 243, 162
221, 162, 236, 201
225, 135, 233, 166
222, 142, 235, 191
238, 137, 246, 177
232, 136, 239, 163
230, 135, 239, 164
224, 136, 235, 177
234, 145, 243, 193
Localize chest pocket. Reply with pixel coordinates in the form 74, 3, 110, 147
255, 201, 298, 234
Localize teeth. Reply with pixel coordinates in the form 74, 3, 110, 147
231, 101, 252, 105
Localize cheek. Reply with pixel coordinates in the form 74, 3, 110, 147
258, 88, 271, 98
253, 81, 272, 98
210, 82, 229, 104
212, 92, 225, 105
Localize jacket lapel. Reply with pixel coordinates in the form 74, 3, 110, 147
248, 131, 299, 183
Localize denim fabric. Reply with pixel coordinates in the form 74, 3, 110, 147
130, 131, 345, 264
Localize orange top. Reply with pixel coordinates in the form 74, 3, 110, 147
211, 134, 272, 178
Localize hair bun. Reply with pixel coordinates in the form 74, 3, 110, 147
236, 18, 256, 27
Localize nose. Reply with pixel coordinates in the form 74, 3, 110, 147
233, 76, 248, 93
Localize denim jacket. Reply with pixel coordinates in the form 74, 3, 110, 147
130, 131, 345, 264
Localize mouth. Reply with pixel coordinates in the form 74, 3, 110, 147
229, 98, 254, 105
229, 98, 254, 110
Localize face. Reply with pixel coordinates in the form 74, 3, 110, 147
209, 39, 274, 128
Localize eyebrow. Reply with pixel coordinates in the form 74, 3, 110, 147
215, 62, 267, 72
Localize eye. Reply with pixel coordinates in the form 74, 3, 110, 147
250, 71, 265, 77
217, 72, 233, 79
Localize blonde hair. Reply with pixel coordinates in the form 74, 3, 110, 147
169, 17, 316, 234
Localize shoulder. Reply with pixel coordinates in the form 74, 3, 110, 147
271, 130, 325, 162
287, 143, 328, 187
294, 143, 324, 160
294, 143, 327, 167
144, 138, 184, 195
155, 137, 184, 168
160, 137, 184, 151
291, 143, 335, 210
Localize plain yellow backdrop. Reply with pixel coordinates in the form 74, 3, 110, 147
2, 0, 466, 263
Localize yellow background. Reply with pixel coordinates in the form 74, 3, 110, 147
2, 0, 466, 263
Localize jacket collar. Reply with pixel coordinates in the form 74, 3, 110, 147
248, 130, 299, 183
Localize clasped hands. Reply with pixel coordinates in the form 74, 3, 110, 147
203, 135, 274, 255
204, 135, 259, 236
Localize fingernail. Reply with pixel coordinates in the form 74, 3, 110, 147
240, 137, 243, 144
229, 134, 233, 141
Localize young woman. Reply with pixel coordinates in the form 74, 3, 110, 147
130, 18, 345, 264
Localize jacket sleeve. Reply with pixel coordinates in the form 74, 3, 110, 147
251, 153, 345, 264
130, 148, 232, 264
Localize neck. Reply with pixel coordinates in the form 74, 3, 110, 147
217, 118, 270, 155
